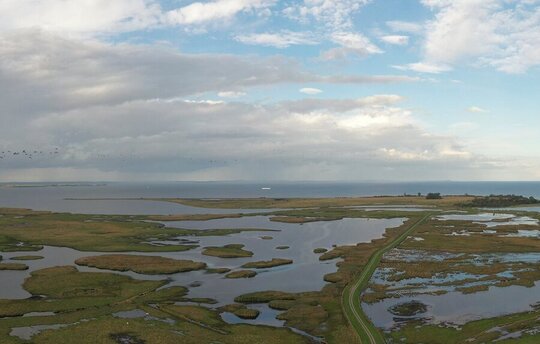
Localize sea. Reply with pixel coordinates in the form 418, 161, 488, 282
0, 181, 539, 214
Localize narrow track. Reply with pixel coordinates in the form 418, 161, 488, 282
342, 213, 433, 344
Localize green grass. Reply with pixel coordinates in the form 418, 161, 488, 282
390, 308, 540, 343
23, 266, 163, 299
234, 308, 260, 319
241, 258, 293, 269
205, 267, 231, 274
225, 270, 257, 279
75, 254, 206, 274
0, 262, 28, 270
234, 291, 297, 304
202, 244, 254, 258
156, 195, 472, 209
0, 265, 308, 343
276, 304, 328, 334
0, 209, 197, 252
9, 255, 44, 260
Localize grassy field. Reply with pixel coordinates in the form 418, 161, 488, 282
0, 208, 195, 252
154, 195, 473, 209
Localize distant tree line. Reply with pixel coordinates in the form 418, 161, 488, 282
425, 193, 442, 199
462, 194, 540, 207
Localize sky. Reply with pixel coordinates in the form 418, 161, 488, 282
0, 0, 539, 182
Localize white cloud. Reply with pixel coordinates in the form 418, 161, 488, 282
322, 32, 382, 60
380, 35, 409, 46
5, 93, 480, 181
283, 0, 371, 30
0, 0, 162, 35
467, 106, 488, 113
299, 88, 323, 95
218, 91, 247, 98
0, 30, 416, 119
418, 0, 540, 73
184, 99, 225, 105
392, 62, 452, 74
0, 0, 277, 36
282, 95, 404, 113
165, 0, 275, 26
234, 31, 318, 48
386, 20, 424, 34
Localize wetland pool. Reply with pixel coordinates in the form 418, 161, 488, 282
0, 215, 405, 326
363, 249, 540, 330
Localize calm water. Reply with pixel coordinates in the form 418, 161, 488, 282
1, 181, 540, 214
364, 283, 540, 330
0, 216, 404, 306
363, 249, 540, 330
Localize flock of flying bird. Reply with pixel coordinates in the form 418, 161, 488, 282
0, 148, 59, 160
0, 148, 239, 167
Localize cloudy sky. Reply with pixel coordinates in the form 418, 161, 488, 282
1, 0, 539, 182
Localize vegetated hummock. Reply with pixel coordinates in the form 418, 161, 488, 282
234, 291, 297, 304
219, 303, 261, 319
0, 262, 28, 270
75, 254, 206, 274
225, 270, 257, 279
389, 300, 428, 316
241, 258, 293, 269
10, 255, 44, 261
202, 244, 254, 258
462, 194, 540, 207
205, 267, 231, 274
233, 307, 260, 319
147, 213, 242, 221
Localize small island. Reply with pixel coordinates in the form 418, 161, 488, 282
241, 258, 293, 269
75, 254, 206, 274
202, 244, 254, 258
225, 270, 257, 279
